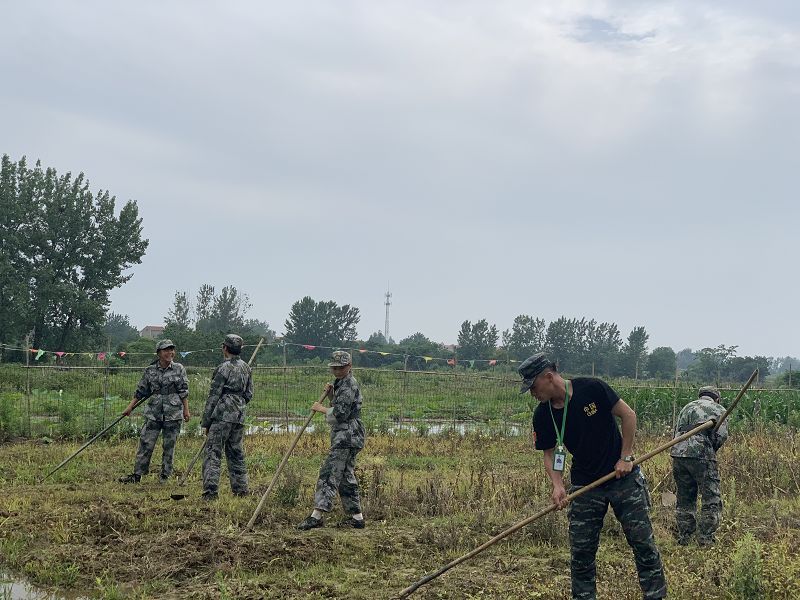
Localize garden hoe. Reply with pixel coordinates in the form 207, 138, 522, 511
168, 337, 264, 501
40, 396, 147, 483
245, 388, 330, 530
395, 369, 758, 598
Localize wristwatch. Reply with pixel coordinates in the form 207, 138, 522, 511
621, 454, 635, 462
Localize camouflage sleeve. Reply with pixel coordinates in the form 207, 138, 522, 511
711, 412, 728, 450
202, 364, 227, 428
243, 366, 253, 404
330, 379, 357, 423
133, 370, 152, 401
177, 364, 189, 400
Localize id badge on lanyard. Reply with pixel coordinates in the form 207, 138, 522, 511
549, 381, 570, 473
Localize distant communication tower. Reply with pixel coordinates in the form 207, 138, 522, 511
384, 286, 392, 342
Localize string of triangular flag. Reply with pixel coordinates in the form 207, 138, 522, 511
0, 341, 519, 366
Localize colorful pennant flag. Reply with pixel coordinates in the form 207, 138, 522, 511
302, 345, 316, 350
35, 349, 45, 360
359, 348, 367, 353
97, 352, 106, 361
447, 358, 456, 366
423, 356, 432, 362
180, 352, 190, 358
55, 351, 65, 358
379, 352, 389, 356
489, 359, 497, 366
118, 352, 126, 357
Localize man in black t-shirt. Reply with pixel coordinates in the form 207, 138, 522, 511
521, 352, 666, 600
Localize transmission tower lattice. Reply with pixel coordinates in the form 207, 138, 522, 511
384, 287, 392, 342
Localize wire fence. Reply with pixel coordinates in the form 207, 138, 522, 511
1, 363, 798, 440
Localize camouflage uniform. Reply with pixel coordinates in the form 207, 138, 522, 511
131, 343, 189, 479
202, 335, 253, 497
568, 468, 665, 600
670, 386, 728, 545
313, 353, 366, 515
520, 353, 666, 600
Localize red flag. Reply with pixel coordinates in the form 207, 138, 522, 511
489, 359, 497, 366
359, 348, 367, 353
118, 352, 126, 357
55, 351, 65, 358
447, 358, 456, 366
302, 344, 316, 350
97, 352, 107, 361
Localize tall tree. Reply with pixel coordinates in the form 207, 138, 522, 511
502, 314, 546, 360
165, 291, 192, 331
0, 155, 148, 350
457, 319, 499, 361
647, 346, 677, 380
284, 296, 360, 346
103, 312, 139, 348
545, 317, 588, 373
619, 326, 649, 378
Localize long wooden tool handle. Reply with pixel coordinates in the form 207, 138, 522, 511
41, 396, 147, 483
177, 439, 207, 486
396, 419, 716, 598
714, 368, 757, 432
245, 389, 330, 531
248, 338, 265, 367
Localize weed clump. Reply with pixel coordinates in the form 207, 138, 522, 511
729, 532, 765, 600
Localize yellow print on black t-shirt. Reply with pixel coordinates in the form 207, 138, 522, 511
584, 402, 597, 417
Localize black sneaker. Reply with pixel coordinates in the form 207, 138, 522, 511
337, 517, 365, 529
296, 516, 323, 530
118, 473, 141, 484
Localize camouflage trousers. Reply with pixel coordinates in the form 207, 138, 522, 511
313, 448, 362, 514
202, 421, 248, 495
134, 419, 182, 478
672, 458, 722, 544
567, 468, 667, 600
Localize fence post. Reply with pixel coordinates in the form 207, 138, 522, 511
25, 334, 32, 436
102, 338, 110, 430
283, 342, 289, 429
400, 355, 409, 434
672, 368, 679, 431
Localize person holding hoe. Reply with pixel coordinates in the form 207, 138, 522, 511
297, 350, 366, 530
522, 352, 666, 600
670, 385, 728, 546
201, 334, 254, 500
119, 339, 190, 484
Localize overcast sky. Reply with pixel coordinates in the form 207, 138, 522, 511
3, 1, 799, 357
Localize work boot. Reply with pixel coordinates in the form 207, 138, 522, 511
118, 473, 141, 484
296, 516, 323, 530
232, 490, 250, 497
337, 517, 365, 529
201, 492, 218, 502
159, 474, 170, 484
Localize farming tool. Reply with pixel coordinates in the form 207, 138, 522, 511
40, 396, 147, 483
169, 337, 265, 500
396, 369, 759, 598
245, 388, 331, 530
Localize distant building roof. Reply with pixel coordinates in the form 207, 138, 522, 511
140, 325, 166, 339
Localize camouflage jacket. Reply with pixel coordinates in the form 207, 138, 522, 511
202, 357, 253, 427
670, 396, 728, 460
134, 360, 189, 422
325, 373, 365, 449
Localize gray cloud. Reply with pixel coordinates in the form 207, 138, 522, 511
2, 1, 798, 356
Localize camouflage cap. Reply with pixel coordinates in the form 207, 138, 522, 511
223, 334, 244, 353
698, 385, 721, 400
328, 350, 352, 367
518, 352, 554, 394
155, 339, 175, 352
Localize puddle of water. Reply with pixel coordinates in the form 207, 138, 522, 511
0, 570, 87, 600
243, 419, 524, 436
